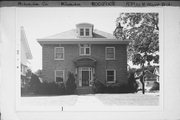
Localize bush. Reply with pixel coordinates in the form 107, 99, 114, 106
106, 84, 132, 93
37, 81, 66, 95
128, 71, 138, 93
93, 80, 106, 93
65, 72, 77, 94
93, 80, 133, 93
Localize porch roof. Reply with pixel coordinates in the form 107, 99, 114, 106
73, 57, 96, 67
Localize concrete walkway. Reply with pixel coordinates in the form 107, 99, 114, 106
74, 95, 104, 106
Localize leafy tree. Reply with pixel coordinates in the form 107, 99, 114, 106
114, 13, 159, 94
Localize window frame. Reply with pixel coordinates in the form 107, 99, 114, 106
55, 70, 65, 83
106, 69, 116, 83
85, 28, 90, 36
54, 47, 64, 60
79, 28, 90, 37
105, 47, 115, 60
80, 28, 84, 36
79, 44, 91, 56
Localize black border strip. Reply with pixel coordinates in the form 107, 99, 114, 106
0, 1, 180, 7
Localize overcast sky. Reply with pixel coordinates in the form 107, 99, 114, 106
17, 7, 147, 72
17, 7, 126, 72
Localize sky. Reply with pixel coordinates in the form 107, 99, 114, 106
17, 7, 138, 72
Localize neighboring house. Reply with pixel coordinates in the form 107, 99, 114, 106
21, 26, 32, 87
134, 66, 159, 91
153, 66, 159, 82
37, 23, 130, 94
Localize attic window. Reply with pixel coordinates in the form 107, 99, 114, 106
80, 28, 84, 36
85, 28, 89, 36
79, 28, 90, 37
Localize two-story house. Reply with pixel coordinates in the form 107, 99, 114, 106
37, 23, 130, 94
21, 26, 33, 87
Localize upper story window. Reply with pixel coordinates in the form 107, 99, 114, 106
54, 47, 64, 60
106, 47, 115, 60
76, 23, 93, 37
79, 44, 91, 56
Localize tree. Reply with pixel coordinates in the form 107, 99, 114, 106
66, 72, 76, 94
114, 13, 159, 94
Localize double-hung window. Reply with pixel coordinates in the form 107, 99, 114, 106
54, 47, 64, 60
85, 28, 89, 36
106, 70, 116, 83
79, 44, 91, 56
79, 28, 90, 37
80, 28, 84, 36
55, 70, 64, 83
106, 47, 115, 60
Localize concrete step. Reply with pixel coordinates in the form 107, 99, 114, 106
77, 87, 94, 95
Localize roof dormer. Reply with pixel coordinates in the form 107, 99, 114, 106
76, 23, 93, 38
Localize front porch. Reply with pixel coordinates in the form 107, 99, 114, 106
73, 57, 96, 94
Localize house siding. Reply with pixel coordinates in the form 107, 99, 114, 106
42, 44, 128, 85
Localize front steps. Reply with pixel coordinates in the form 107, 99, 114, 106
77, 86, 94, 95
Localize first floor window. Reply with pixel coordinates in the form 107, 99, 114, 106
106, 70, 116, 83
55, 70, 64, 83
106, 47, 115, 60
54, 47, 64, 60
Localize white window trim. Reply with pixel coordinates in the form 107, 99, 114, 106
105, 47, 115, 60
79, 28, 90, 37
54, 47, 64, 60
80, 28, 84, 36
106, 69, 116, 83
55, 70, 65, 83
79, 44, 91, 56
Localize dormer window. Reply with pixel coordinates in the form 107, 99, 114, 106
80, 28, 84, 36
76, 23, 93, 37
79, 28, 90, 37
85, 28, 89, 36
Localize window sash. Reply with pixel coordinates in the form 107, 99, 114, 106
55, 70, 64, 83
106, 70, 116, 83
79, 44, 91, 56
80, 29, 84, 36
55, 47, 64, 60
106, 47, 115, 60
80, 28, 90, 37
85, 29, 89, 36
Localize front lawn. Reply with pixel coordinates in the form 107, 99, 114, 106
95, 93, 159, 106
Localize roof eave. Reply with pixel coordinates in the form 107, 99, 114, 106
37, 39, 131, 45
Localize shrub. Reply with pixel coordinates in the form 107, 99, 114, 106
37, 81, 66, 95
29, 73, 41, 93
128, 71, 138, 93
93, 80, 106, 93
65, 72, 76, 94
106, 83, 132, 93
93, 80, 133, 93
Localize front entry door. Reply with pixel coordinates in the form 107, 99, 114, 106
78, 67, 93, 87
82, 71, 89, 86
